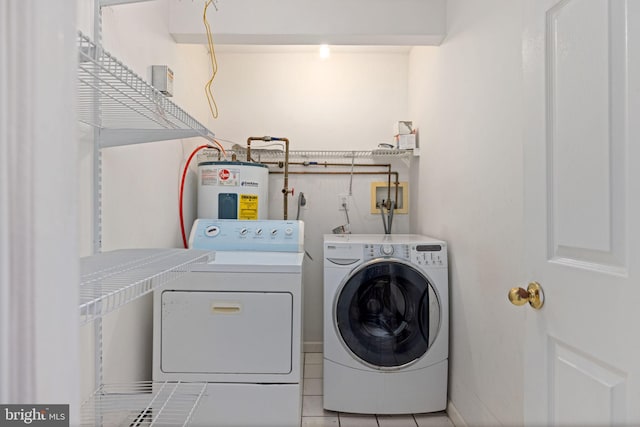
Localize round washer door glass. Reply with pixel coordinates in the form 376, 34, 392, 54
335, 259, 440, 368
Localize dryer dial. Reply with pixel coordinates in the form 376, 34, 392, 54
204, 225, 220, 237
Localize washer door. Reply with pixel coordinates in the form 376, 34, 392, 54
335, 259, 440, 369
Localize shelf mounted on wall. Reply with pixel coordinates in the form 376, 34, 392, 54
79, 248, 214, 325
229, 148, 418, 167
77, 31, 215, 147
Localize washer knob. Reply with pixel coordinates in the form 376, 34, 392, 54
255, 228, 263, 236
271, 228, 279, 236
239, 228, 248, 236
381, 244, 394, 256
285, 227, 293, 236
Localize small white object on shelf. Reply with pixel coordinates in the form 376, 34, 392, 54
397, 133, 417, 150
395, 120, 413, 135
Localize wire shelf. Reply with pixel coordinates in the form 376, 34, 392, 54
80, 381, 207, 426
287, 149, 414, 159
77, 31, 215, 147
202, 148, 415, 162
79, 249, 214, 325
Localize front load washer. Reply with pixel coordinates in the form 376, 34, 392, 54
153, 219, 304, 427
323, 234, 448, 414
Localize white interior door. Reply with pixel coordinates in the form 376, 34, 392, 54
522, 0, 640, 425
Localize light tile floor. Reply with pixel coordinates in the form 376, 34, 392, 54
301, 353, 454, 427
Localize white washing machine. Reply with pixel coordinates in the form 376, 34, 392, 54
153, 219, 304, 427
323, 234, 448, 414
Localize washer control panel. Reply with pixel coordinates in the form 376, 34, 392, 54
190, 219, 304, 252
363, 243, 447, 267
364, 244, 410, 260
410, 244, 447, 267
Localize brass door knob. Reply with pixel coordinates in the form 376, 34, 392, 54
508, 282, 544, 309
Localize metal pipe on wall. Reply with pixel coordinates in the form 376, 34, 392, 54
202, 146, 222, 161
268, 170, 401, 212
265, 162, 398, 210
247, 136, 293, 219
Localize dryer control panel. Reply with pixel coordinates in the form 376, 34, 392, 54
189, 219, 304, 252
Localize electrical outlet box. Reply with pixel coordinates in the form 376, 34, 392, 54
151, 65, 174, 97
370, 182, 408, 214
338, 193, 351, 211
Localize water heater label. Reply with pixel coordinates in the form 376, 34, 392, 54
217, 168, 239, 186
239, 194, 259, 220
201, 168, 218, 185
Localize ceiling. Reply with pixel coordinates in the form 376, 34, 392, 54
169, 0, 447, 47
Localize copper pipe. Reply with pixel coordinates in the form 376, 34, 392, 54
246, 136, 268, 162
274, 137, 291, 220
203, 146, 222, 161
262, 161, 388, 168
265, 162, 395, 209
269, 170, 400, 210
387, 164, 392, 209
247, 136, 292, 219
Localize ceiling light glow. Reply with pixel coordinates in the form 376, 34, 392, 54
319, 44, 330, 59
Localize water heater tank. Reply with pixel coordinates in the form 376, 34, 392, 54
197, 161, 269, 220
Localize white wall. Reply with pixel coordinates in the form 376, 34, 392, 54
408, 1, 526, 425
209, 46, 409, 150
100, 2, 214, 251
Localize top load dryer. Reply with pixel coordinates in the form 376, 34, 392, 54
153, 219, 304, 427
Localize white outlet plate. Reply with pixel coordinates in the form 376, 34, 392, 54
338, 193, 351, 211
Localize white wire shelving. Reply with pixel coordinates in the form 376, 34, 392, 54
199, 148, 418, 168
288, 149, 415, 160
79, 248, 214, 325
226, 148, 416, 161
77, 31, 215, 147
80, 381, 207, 427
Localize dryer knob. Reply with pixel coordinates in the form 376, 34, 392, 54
381, 244, 394, 256
204, 225, 220, 237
